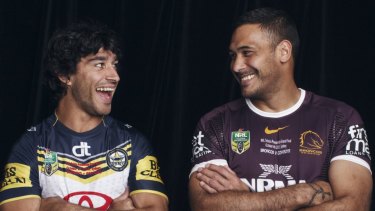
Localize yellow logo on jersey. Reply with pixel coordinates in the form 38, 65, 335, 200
1, 163, 32, 191
136, 156, 163, 184
264, 126, 289, 135
299, 130, 324, 155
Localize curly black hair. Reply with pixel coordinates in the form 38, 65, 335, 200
44, 20, 121, 102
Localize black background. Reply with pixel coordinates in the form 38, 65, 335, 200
1, 0, 374, 210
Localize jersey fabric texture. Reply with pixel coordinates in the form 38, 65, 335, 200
0, 115, 167, 210
190, 89, 371, 192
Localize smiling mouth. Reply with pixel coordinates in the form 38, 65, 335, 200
240, 74, 255, 82
96, 87, 115, 92
96, 87, 115, 103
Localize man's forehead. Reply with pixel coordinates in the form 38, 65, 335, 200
83, 48, 117, 61
229, 24, 269, 51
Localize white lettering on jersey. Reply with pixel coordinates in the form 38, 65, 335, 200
72, 142, 91, 157
243, 178, 306, 192
192, 131, 212, 159
346, 125, 370, 159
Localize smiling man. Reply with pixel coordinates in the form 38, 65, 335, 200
189, 8, 372, 210
0, 21, 168, 211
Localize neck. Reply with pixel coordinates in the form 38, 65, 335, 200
55, 99, 103, 133
251, 84, 300, 113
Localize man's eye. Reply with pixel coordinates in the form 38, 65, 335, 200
112, 61, 119, 69
95, 63, 105, 68
243, 51, 252, 57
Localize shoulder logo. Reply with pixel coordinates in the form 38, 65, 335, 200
345, 125, 370, 158
106, 148, 129, 171
42, 150, 59, 176
192, 131, 212, 159
264, 126, 288, 135
27, 126, 36, 132
231, 129, 250, 154
135, 155, 163, 183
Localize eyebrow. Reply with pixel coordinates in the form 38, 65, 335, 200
87, 56, 118, 62
229, 45, 253, 52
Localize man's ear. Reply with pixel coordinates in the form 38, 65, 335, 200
277, 40, 292, 63
58, 75, 71, 86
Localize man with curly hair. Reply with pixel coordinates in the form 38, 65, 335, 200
0, 21, 168, 211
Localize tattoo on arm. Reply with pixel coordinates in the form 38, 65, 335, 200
308, 183, 331, 206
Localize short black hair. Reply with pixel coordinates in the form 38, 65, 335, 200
235, 7, 300, 60
44, 20, 121, 102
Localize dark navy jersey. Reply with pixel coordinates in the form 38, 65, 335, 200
190, 89, 371, 192
0, 115, 167, 210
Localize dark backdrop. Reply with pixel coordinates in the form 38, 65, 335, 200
1, 0, 374, 210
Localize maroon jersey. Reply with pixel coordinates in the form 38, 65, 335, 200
190, 90, 371, 192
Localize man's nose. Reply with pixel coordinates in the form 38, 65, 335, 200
106, 65, 120, 83
231, 55, 246, 73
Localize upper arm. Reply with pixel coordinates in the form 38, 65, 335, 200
130, 192, 168, 210
0, 198, 40, 211
329, 160, 372, 210
189, 172, 210, 211
0, 135, 41, 206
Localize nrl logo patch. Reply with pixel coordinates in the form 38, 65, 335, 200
106, 148, 129, 171
42, 150, 59, 176
231, 129, 250, 154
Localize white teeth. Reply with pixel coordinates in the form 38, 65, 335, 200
241, 75, 254, 81
96, 87, 114, 92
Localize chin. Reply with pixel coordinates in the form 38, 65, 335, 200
95, 107, 112, 116
241, 89, 253, 98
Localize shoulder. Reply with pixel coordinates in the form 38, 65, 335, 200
199, 98, 246, 123
304, 91, 358, 116
104, 116, 152, 148
15, 115, 56, 145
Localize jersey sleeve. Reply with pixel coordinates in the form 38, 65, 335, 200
127, 131, 168, 200
190, 111, 229, 176
0, 132, 41, 205
330, 108, 372, 173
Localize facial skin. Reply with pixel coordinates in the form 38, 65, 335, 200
229, 24, 283, 100
63, 48, 120, 117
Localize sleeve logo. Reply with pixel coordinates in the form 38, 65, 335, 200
1, 163, 32, 191
346, 125, 370, 159
192, 131, 212, 159
135, 156, 163, 184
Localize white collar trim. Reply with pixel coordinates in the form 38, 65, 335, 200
245, 89, 305, 118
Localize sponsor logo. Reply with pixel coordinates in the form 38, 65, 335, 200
231, 129, 250, 154
299, 130, 324, 155
259, 164, 293, 180
240, 164, 305, 192
106, 148, 128, 171
346, 125, 370, 159
64, 191, 112, 211
264, 126, 288, 135
42, 150, 59, 176
72, 142, 91, 157
1, 163, 32, 191
243, 178, 306, 192
136, 156, 163, 183
192, 131, 212, 159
